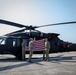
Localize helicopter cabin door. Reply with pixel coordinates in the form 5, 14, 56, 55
5, 38, 14, 49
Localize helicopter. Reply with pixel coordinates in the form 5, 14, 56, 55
0, 19, 76, 60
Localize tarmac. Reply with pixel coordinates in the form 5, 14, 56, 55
0, 52, 76, 75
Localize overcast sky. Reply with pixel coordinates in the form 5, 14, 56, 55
0, 0, 76, 43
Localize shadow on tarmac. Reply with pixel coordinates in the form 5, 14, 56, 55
50, 56, 76, 63
0, 55, 76, 71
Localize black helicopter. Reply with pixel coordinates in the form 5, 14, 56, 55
0, 19, 76, 60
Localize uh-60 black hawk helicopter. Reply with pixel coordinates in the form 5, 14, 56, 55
0, 19, 76, 60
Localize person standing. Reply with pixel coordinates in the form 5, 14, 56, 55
43, 38, 50, 61
28, 38, 34, 62
21, 39, 26, 60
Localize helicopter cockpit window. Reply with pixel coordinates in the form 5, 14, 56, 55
0, 38, 6, 45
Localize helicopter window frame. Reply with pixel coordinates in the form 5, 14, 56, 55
13, 39, 16, 47
13, 39, 21, 47
0, 38, 6, 45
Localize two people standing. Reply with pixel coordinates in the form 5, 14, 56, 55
21, 38, 34, 62
28, 38, 50, 62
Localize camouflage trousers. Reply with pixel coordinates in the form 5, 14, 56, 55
22, 47, 25, 60
29, 48, 33, 61
43, 49, 49, 61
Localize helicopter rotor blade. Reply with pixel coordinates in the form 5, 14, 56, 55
36, 21, 76, 28
5, 28, 26, 36
0, 19, 38, 30
0, 19, 27, 28
1, 19, 76, 30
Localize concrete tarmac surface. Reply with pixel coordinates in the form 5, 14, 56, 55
0, 52, 76, 75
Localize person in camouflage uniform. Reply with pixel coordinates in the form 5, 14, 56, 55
28, 38, 34, 62
21, 39, 26, 60
43, 38, 50, 61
